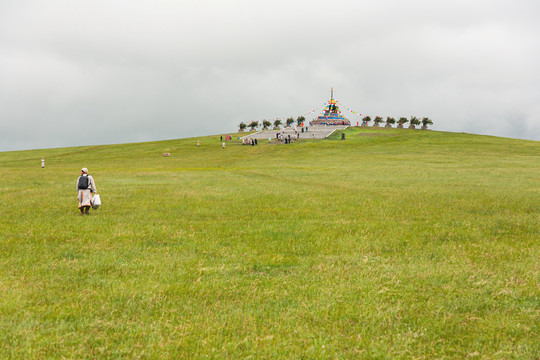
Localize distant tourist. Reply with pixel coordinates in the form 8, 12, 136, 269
197, 140, 200, 147
222, 142, 225, 149
220, 136, 223, 141
41, 157, 45, 168
77, 167, 97, 215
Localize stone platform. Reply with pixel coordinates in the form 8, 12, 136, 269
241, 125, 348, 141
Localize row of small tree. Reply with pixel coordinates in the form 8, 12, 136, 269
361, 116, 433, 129
239, 116, 307, 131
239, 116, 433, 131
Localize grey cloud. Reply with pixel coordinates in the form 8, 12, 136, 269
1, 0, 539, 151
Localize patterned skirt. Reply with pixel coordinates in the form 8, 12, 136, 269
78, 189, 92, 208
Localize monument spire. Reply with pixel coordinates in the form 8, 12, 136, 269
310, 88, 350, 126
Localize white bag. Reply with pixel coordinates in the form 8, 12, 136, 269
91, 194, 101, 209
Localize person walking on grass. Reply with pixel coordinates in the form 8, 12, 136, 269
77, 167, 97, 215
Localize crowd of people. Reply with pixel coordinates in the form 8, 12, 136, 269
240, 126, 313, 145
242, 137, 258, 146
234, 125, 318, 146
275, 130, 300, 144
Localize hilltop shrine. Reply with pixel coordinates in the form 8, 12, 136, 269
310, 89, 351, 126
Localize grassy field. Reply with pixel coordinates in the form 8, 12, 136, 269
0, 127, 538, 359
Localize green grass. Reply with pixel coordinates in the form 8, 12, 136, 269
0, 128, 538, 359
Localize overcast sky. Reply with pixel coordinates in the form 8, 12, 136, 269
1, 0, 539, 151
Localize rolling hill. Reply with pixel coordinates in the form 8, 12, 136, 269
1, 127, 538, 359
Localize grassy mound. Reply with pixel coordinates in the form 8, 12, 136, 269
1, 128, 538, 359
